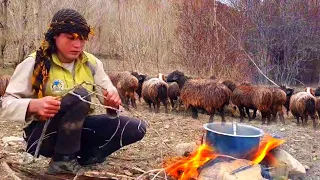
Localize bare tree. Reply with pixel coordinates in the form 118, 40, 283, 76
0, 0, 8, 67
228, 0, 320, 85
16, 0, 28, 63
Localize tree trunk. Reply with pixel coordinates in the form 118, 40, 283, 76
33, 0, 42, 48
17, 0, 28, 63
0, 0, 8, 68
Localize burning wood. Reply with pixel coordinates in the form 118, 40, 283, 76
198, 159, 264, 180
164, 134, 285, 180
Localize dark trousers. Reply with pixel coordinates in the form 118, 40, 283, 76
23, 88, 146, 164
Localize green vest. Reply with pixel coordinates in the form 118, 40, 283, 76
29, 51, 97, 97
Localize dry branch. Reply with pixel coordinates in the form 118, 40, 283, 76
1, 161, 22, 180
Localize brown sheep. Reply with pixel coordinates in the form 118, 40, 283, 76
306, 87, 320, 125
315, 87, 320, 96
167, 82, 181, 111
232, 85, 256, 121
131, 72, 147, 102
252, 87, 273, 124
280, 85, 294, 116
158, 73, 166, 81
315, 98, 320, 122
232, 85, 273, 124
142, 78, 169, 113
0, 75, 10, 97
269, 88, 287, 124
305, 87, 315, 96
157, 73, 181, 111
166, 70, 231, 122
108, 72, 139, 109
290, 92, 317, 129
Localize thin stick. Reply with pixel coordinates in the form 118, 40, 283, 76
132, 167, 165, 180
1, 161, 22, 180
136, 168, 165, 180
108, 155, 156, 161
151, 169, 165, 180
216, 21, 280, 87
292, 78, 306, 87
68, 91, 121, 113
84, 171, 136, 179
33, 118, 51, 159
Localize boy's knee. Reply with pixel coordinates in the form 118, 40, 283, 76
61, 87, 91, 108
73, 87, 91, 102
135, 119, 147, 141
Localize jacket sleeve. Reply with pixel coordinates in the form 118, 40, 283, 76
93, 57, 119, 104
0, 57, 35, 122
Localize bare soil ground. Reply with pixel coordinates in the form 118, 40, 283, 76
0, 67, 319, 179
0, 100, 319, 180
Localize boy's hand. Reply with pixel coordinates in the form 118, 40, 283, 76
28, 96, 61, 120
102, 90, 121, 109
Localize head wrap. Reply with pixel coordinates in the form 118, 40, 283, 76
31, 9, 94, 98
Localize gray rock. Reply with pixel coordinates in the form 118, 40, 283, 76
174, 142, 198, 156
271, 148, 306, 176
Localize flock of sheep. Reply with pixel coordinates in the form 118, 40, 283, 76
1, 70, 320, 129
106, 70, 320, 129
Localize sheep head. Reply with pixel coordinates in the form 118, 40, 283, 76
167, 70, 184, 82
280, 85, 294, 97
167, 70, 187, 89
315, 87, 320, 96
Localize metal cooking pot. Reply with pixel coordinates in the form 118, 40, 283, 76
203, 122, 264, 159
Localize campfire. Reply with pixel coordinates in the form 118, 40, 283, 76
165, 135, 284, 179
164, 123, 305, 180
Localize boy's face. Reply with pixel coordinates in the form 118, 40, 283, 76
54, 33, 86, 63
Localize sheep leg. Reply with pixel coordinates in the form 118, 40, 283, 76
303, 114, 308, 127
155, 100, 160, 113
239, 106, 245, 122
153, 102, 157, 112
148, 103, 152, 112
122, 97, 129, 110
279, 109, 285, 124
252, 108, 257, 119
271, 113, 277, 122
170, 98, 175, 111
131, 98, 137, 109
271, 108, 277, 122
163, 99, 168, 113
176, 98, 182, 111
130, 94, 137, 109
261, 112, 266, 125
311, 114, 317, 129
266, 112, 272, 125
209, 109, 216, 122
297, 116, 301, 126
218, 108, 226, 123
230, 104, 237, 117
246, 108, 252, 121
191, 106, 198, 119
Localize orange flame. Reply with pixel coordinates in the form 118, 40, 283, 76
251, 134, 285, 165
165, 144, 218, 180
164, 134, 284, 180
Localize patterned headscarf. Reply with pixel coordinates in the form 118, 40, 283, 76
31, 8, 94, 98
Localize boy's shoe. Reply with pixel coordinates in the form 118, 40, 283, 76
78, 156, 106, 166
47, 158, 83, 175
